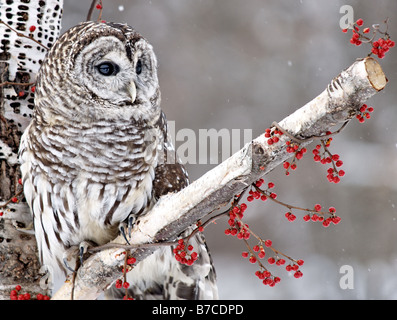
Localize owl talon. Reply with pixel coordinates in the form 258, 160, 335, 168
119, 224, 131, 245
62, 241, 94, 273
127, 214, 137, 238
119, 214, 137, 245
63, 258, 77, 273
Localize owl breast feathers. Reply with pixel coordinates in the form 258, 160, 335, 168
18, 21, 217, 300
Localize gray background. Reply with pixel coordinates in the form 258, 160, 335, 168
62, 0, 397, 299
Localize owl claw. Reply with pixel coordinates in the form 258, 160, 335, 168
62, 241, 94, 273
119, 224, 130, 245
63, 258, 77, 273
119, 214, 138, 245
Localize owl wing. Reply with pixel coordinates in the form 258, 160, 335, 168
107, 112, 218, 300
153, 112, 218, 300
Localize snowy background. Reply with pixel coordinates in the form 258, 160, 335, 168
62, 0, 397, 299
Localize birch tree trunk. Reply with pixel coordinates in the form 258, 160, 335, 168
0, 0, 63, 300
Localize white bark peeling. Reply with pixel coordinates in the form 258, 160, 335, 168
52, 57, 387, 300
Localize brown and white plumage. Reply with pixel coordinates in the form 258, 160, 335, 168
18, 21, 217, 299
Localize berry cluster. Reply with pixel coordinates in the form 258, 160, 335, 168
312, 138, 344, 184
246, 179, 276, 202
264, 127, 283, 145
9, 285, 50, 300
302, 205, 341, 228
173, 239, 198, 266
114, 253, 137, 300
343, 18, 394, 59
223, 185, 311, 287
283, 142, 307, 175
241, 236, 305, 287
356, 104, 374, 123
224, 203, 249, 237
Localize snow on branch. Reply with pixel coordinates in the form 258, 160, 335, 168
52, 57, 387, 299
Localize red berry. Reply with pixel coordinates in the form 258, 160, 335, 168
115, 279, 122, 289
276, 258, 286, 266
96, 4, 102, 9
332, 216, 342, 225
297, 259, 304, 266
242, 252, 249, 258
264, 239, 272, 247
356, 18, 364, 26
267, 257, 275, 264
294, 270, 303, 278
29, 25, 36, 32
123, 282, 130, 289
191, 252, 198, 260
303, 214, 310, 222
322, 218, 332, 227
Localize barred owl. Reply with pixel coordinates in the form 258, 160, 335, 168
18, 21, 218, 300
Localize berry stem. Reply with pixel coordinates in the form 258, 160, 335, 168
0, 20, 48, 50
252, 184, 331, 217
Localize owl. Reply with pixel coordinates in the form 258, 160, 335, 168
18, 21, 218, 300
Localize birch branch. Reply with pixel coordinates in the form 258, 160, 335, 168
52, 57, 387, 300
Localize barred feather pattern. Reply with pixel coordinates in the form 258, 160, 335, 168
19, 21, 217, 300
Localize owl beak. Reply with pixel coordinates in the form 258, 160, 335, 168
128, 81, 137, 103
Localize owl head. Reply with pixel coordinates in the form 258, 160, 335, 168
34, 21, 161, 124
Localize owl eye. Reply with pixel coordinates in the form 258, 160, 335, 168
96, 62, 120, 76
136, 59, 142, 75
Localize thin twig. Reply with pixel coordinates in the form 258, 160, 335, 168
86, 0, 98, 21
252, 184, 332, 217
271, 120, 350, 144
0, 20, 48, 50
0, 81, 35, 88
0, 189, 23, 209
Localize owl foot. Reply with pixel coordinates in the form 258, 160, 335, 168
62, 240, 95, 273
119, 213, 138, 245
